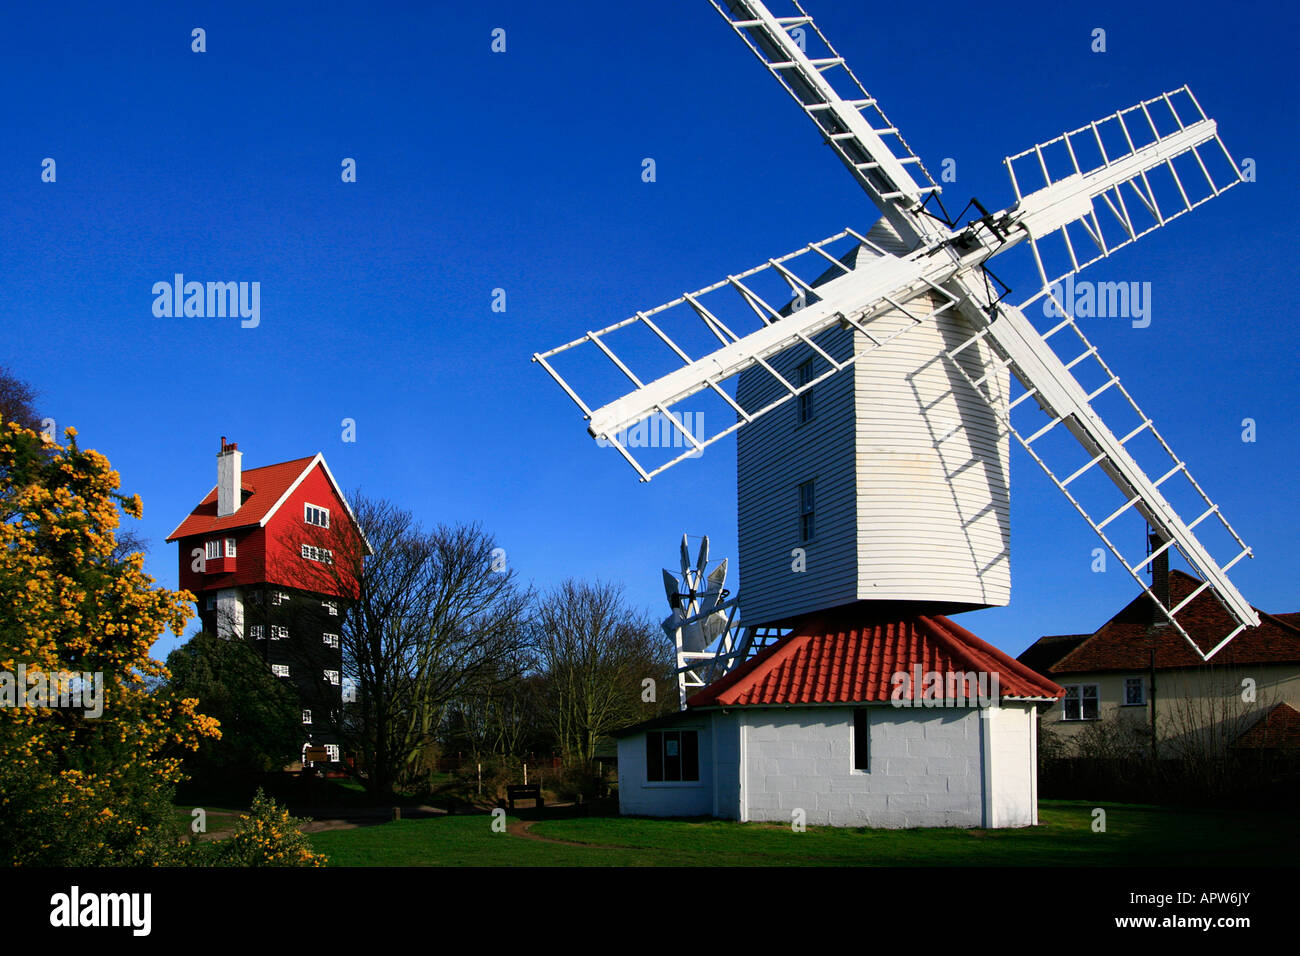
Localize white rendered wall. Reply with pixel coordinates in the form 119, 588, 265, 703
983, 704, 1037, 828
739, 705, 985, 828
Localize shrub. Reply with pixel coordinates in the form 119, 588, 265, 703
211, 789, 326, 867
0, 422, 218, 865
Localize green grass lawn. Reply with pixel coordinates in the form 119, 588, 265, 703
306, 800, 1300, 867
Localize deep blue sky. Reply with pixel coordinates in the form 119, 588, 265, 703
5, 0, 1297, 661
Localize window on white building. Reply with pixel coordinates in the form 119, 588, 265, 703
796, 359, 814, 424
271, 664, 289, 677
304, 503, 330, 528
323, 633, 340, 649
853, 708, 870, 771
324, 669, 340, 686
1062, 684, 1100, 721
646, 730, 699, 782
798, 480, 815, 543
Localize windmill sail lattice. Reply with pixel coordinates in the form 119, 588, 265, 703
533, 0, 1258, 661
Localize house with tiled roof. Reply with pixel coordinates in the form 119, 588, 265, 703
167, 439, 371, 765
614, 607, 1063, 829
1018, 569, 1300, 755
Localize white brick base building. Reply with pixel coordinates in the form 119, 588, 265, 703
615, 611, 1061, 829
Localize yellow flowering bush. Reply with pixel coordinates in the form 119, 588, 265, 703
212, 789, 326, 867
0, 421, 220, 865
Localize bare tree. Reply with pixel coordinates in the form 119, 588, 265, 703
286, 495, 533, 798
0, 365, 40, 431
533, 579, 675, 765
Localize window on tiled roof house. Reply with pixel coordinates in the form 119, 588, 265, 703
1062, 684, 1099, 720
1123, 677, 1146, 706
853, 708, 870, 771
646, 730, 699, 782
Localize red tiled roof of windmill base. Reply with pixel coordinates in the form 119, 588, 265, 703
165, 456, 316, 540
1049, 570, 1300, 674
686, 607, 1063, 707
1233, 702, 1300, 750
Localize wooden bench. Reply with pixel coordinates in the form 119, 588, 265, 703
506, 784, 544, 809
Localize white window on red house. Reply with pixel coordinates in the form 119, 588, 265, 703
301, 543, 334, 564
325, 744, 340, 762
302, 709, 312, 725
205, 539, 223, 561
248, 625, 264, 640
272, 664, 289, 677
304, 503, 330, 528
225, 537, 237, 557
271, 625, 289, 640
324, 669, 340, 686
323, 600, 338, 616
272, 591, 288, 606
323, 633, 340, 649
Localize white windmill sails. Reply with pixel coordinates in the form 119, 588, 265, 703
533, 0, 1258, 660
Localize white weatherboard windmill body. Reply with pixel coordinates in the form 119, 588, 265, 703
534, 0, 1259, 688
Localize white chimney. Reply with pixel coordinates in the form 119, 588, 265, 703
217, 437, 242, 517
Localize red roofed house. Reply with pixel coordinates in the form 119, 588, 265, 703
167, 439, 371, 765
1018, 568, 1300, 756
614, 608, 1063, 828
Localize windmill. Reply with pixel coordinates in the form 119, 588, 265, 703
534, 0, 1259, 663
